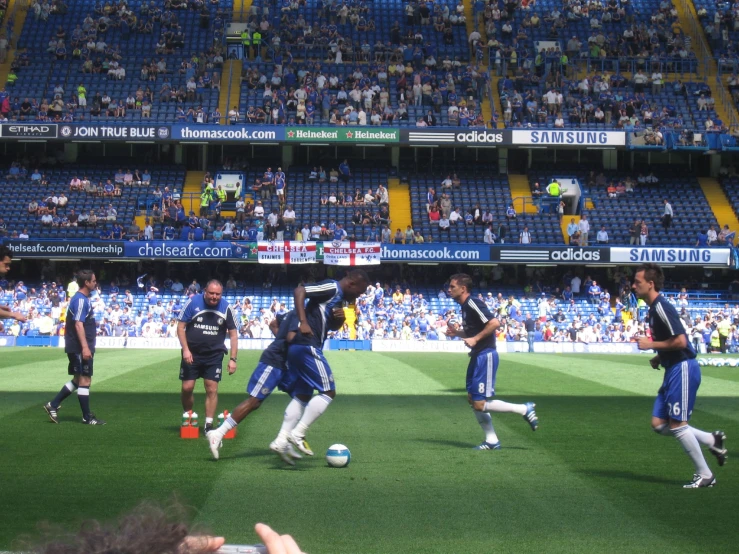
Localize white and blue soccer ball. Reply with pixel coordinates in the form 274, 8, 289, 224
326, 444, 351, 468
698, 358, 707, 366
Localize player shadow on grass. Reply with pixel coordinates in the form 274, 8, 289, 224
582, 469, 683, 485
416, 438, 528, 450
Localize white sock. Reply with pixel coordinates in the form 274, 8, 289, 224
473, 409, 499, 444
689, 426, 715, 447
276, 398, 307, 442
216, 415, 237, 435
484, 399, 527, 415
205, 417, 213, 425
672, 426, 712, 478
653, 423, 671, 436
293, 394, 333, 438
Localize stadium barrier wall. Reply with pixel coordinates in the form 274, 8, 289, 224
1, 240, 734, 266
372, 340, 644, 354
1, 123, 737, 151
0, 337, 643, 354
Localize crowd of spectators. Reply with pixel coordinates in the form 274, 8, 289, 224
3, 0, 226, 122
498, 69, 719, 133
483, 0, 696, 71
3, 269, 739, 353
423, 177, 517, 243
235, 58, 489, 127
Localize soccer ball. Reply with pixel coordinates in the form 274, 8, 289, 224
326, 444, 351, 468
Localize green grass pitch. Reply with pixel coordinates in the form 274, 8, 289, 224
1, 348, 738, 553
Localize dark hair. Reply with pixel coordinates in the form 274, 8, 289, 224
346, 268, 370, 284
76, 270, 95, 288
450, 273, 474, 292
0, 245, 13, 260
29, 502, 215, 554
636, 263, 664, 292
204, 279, 223, 291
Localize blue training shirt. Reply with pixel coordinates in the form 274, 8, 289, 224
178, 293, 237, 361
259, 311, 298, 368
291, 279, 344, 349
648, 294, 696, 369
65, 291, 97, 354
460, 296, 497, 357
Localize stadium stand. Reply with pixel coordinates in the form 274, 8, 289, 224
10, 0, 230, 123
0, 165, 185, 239
410, 167, 562, 243
529, 169, 723, 245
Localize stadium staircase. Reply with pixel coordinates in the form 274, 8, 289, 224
133, 214, 148, 231
182, 171, 206, 215
560, 215, 580, 244
508, 174, 537, 214
388, 177, 412, 233
674, 0, 739, 126
698, 177, 739, 231
343, 307, 357, 339
0, 0, 29, 86
233, 0, 252, 21
219, 60, 241, 125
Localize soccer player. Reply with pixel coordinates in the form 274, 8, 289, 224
633, 264, 727, 488
270, 269, 371, 458
0, 245, 27, 323
206, 311, 301, 462
178, 279, 238, 434
445, 273, 538, 449
44, 270, 105, 425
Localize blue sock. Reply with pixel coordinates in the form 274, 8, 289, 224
51, 381, 77, 409
78, 386, 91, 419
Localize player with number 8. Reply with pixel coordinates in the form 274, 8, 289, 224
445, 274, 539, 450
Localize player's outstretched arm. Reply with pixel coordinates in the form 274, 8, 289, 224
0, 306, 26, 322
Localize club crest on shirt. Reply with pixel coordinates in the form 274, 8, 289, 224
218, 317, 224, 325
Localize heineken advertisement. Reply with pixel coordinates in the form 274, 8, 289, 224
285, 126, 400, 143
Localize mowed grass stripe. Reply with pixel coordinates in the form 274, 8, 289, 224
401, 353, 739, 553
193, 398, 712, 551
506, 354, 739, 424
0, 349, 178, 392
0, 349, 180, 420
1, 351, 737, 553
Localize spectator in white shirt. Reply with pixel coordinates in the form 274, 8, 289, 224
519, 226, 532, 244
579, 214, 590, 246
283, 206, 296, 224
143, 219, 154, 240
253, 201, 265, 218
661, 199, 673, 230
484, 224, 495, 244
596, 226, 609, 244
706, 225, 718, 245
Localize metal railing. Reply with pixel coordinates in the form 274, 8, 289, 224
715, 73, 739, 130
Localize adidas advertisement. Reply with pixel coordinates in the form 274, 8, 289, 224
492, 247, 609, 264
